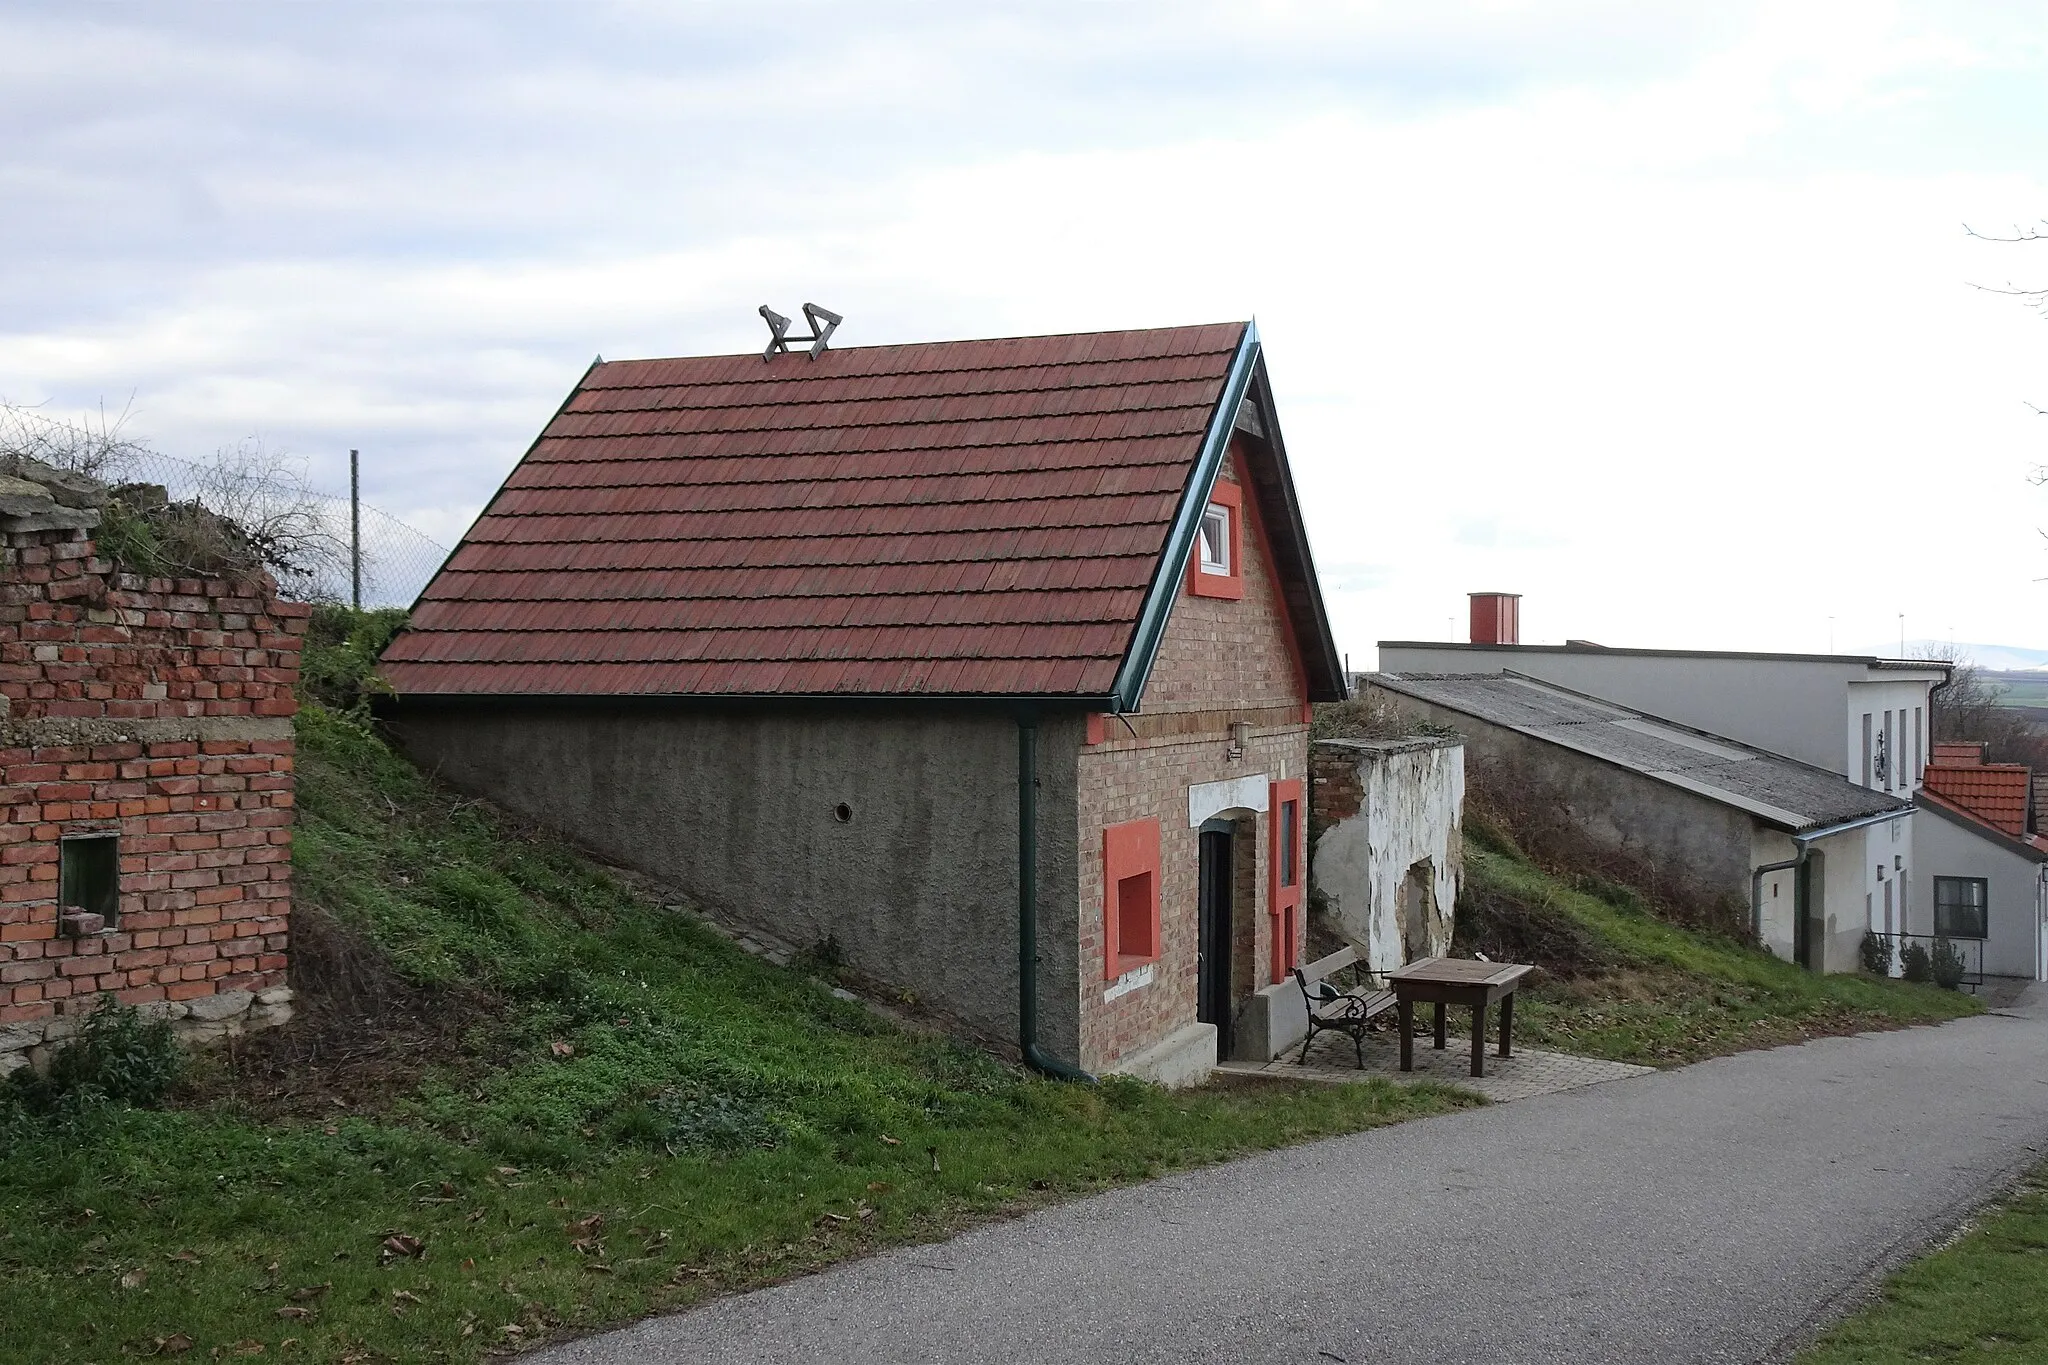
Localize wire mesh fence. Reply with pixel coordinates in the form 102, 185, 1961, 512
104, 447, 451, 609
0, 406, 451, 608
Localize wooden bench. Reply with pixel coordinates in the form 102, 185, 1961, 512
1291, 945, 1397, 1068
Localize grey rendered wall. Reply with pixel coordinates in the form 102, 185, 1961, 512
1912, 809, 2043, 980
1368, 685, 1757, 905
1378, 646, 1854, 775
388, 703, 1087, 1059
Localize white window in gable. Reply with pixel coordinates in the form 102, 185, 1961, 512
1198, 503, 1231, 576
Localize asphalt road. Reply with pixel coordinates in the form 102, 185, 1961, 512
536, 991, 2048, 1365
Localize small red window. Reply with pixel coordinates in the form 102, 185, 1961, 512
1269, 779, 1304, 982
1186, 478, 1243, 601
1103, 818, 1162, 980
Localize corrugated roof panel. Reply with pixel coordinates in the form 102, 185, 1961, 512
1373, 672, 1911, 833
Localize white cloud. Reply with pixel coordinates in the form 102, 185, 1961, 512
2, 0, 2046, 655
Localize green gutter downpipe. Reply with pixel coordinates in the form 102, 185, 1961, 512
1017, 712, 1094, 1082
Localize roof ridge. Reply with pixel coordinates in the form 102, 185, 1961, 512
588, 321, 1248, 370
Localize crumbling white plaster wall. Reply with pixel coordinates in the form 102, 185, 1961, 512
1310, 738, 1464, 976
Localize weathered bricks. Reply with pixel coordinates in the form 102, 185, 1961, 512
1074, 448, 1311, 1074
0, 521, 301, 1025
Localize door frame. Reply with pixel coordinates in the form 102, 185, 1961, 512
1197, 817, 1236, 1056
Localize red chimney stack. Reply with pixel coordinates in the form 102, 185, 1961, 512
1469, 592, 1521, 645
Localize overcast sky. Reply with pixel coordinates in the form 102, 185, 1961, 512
4, 1, 2047, 660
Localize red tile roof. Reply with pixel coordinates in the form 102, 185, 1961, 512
383, 322, 1335, 700
1915, 787, 2048, 860
1921, 760, 2031, 837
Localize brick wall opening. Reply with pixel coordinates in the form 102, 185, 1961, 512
59, 832, 119, 927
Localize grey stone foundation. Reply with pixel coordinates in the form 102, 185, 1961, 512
0, 986, 295, 1079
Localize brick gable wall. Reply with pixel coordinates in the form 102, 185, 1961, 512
1073, 441, 1311, 1074
0, 518, 307, 1068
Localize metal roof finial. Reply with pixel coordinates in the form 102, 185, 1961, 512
759, 302, 842, 361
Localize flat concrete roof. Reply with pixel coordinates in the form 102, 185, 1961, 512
1376, 640, 1950, 677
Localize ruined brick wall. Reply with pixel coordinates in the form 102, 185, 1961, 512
1309, 737, 1464, 975
1073, 440, 1310, 1076
0, 513, 307, 1065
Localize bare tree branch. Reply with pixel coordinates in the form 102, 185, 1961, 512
0, 403, 348, 596
0, 399, 148, 479
1964, 220, 2048, 243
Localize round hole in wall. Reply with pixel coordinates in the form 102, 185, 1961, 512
833, 802, 854, 824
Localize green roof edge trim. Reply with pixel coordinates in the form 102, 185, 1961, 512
1108, 321, 1261, 712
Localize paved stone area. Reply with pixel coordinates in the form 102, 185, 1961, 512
1979, 975, 2032, 1008
1215, 1023, 1652, 1102
536, 987, 2048, 1365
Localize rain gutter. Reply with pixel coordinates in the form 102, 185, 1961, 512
1750, 806, 1912, 957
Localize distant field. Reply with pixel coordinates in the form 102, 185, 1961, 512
1981, 672, 2048, 710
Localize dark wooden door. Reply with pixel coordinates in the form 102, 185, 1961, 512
1198, 826, 1233, 1055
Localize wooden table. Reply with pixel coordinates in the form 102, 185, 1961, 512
1385, 958, 1534, 1078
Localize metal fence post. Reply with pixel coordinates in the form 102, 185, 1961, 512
349, 448, 361, 610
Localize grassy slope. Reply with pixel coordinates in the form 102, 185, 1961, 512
0, 707, 1470, 1364
1798, 1172, 2048, 1363
1462, 834, 1980, 1066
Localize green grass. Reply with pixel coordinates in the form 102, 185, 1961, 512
1799, 1171, 2048, 1362
0, 706, 1472, 1363
1461, 835, 1981, 1066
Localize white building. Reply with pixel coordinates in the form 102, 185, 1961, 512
1910, 745, 2048, 982
1380, 595, 1948, 799
1379, 595, 1951, 969
1368, 673, 1912, 973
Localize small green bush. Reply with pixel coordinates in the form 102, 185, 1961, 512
3, 997, 183, 1119
297, 604, 408, 717
1860, 931, 1895, 977
790, 934, 846, 980
1901, 941, 1933, 983
1931, 937, 1968, 991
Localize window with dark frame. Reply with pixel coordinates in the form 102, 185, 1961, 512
1280, 799, 1299, 888
59, 834, 119, 925
1197, 504, 1231, 575
1933, 876, 1988, 940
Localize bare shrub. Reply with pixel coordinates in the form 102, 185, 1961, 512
0, 403, 346, 597
1454, 877, 1613, 980
1311, 694, 1409, 741
1312, 694, 1459, 743
0, 401, 149, 481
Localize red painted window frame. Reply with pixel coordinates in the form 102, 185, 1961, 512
1186, 478, 1244, 601
1103, 818, 1162, 980
1268, 779, 1304, 983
